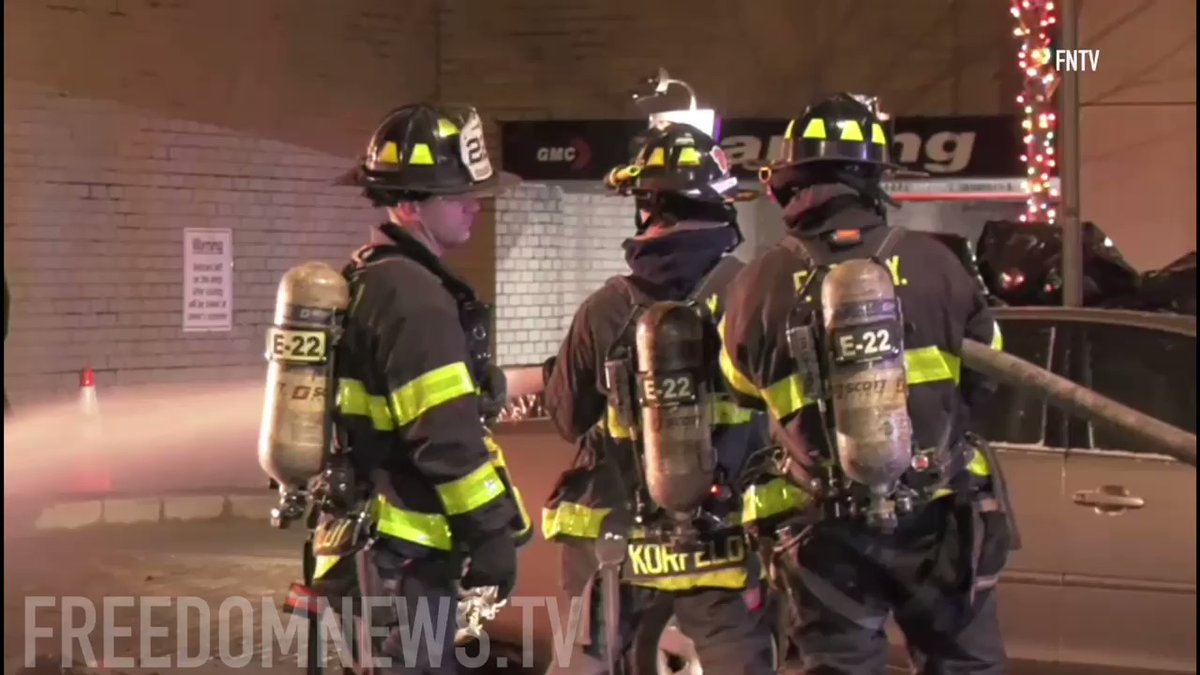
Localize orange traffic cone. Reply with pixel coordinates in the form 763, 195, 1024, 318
71, 367, 112, 494
79, 367, 99, 417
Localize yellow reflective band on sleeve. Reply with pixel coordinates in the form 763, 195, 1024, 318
542, 502, 611, 540
629, 567, 748, 591
991, 321, 1004, 351
435, 462, 506, 516
717, 318, 761, 401
389, 362, 476, 426
312, 555, 341, 580
761, 374, 813, 421
337, 378, 395, 431
480, 435, 532, 539
371, 496, 453, 551
741, 478, 811, 524
904, 347, 961, 385
711, 400, 753, 425
967, 448, 991, 477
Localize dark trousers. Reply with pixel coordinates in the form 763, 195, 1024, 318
545, 580, 776, 675
332, 548, 460, 675
791, 497, 1009, 675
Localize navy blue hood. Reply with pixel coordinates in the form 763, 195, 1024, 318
622, 226, 739, 299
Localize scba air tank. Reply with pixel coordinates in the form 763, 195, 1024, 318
821, 259, 913, 494
634, 302, 717, 514
258, 261, 350, 491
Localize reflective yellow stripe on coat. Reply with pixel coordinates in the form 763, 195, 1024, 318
604, 399, 755, 440
541, 477, 807, 541
724, 345, 966, 421
335, 362, 516, 551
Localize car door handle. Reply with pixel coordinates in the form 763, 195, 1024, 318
1073, 485, 1146, 513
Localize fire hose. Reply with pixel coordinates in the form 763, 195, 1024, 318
961, 339, 1197, 467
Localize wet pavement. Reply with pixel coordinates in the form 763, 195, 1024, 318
5, 520, 308, 674
3, 517, 1086, 675
4, 518, 562, 674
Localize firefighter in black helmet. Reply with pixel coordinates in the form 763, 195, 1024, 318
718, 92, 1013, 673
540, 121, 798, 675
289, 103, 532, 675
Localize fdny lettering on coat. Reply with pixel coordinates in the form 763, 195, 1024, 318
793, 256, 908, 292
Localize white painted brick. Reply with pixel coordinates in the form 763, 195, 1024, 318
4, 84, 373, 408
494, 182, 632, 360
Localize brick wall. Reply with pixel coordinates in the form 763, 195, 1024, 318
3, 0, 1018, 406
2, 81, 380, 405
495, 185, 632, 366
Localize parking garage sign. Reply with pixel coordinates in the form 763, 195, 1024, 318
182, 228, 233, 332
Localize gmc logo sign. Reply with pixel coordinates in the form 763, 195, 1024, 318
536, 138, 591, 170
537, 146, 577, 162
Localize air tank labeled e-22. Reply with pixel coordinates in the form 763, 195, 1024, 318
258, 261, 350, 492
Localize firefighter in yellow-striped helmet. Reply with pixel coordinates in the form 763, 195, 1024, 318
605, 121, 754, 239
296, 103, 532, 673
761, 92, 901, 215
337, 103, 519, 205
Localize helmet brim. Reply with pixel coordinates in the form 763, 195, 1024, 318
334, 166, 522, 198
768, 156, 907, 173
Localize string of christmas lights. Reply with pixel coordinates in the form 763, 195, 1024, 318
1011, 0, 1061, 223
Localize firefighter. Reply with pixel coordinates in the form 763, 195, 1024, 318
302, 103, 532, 675
540, 122, 794, 675
717, 92, 1012, 674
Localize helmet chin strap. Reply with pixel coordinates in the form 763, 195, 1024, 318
388, 204, 446, 257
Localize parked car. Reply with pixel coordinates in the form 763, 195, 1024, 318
495, 306, 1196, 674
977, 305, 1197, 674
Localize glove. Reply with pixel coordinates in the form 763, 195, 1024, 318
461, 532, 518, 599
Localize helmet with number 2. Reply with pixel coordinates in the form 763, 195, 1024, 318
336, 103, 520, 202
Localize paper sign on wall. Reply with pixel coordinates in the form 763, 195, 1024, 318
183, 228, 233, 332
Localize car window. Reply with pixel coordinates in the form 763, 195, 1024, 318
974, 319, 1054, 445
1078, 323, 1197, 453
